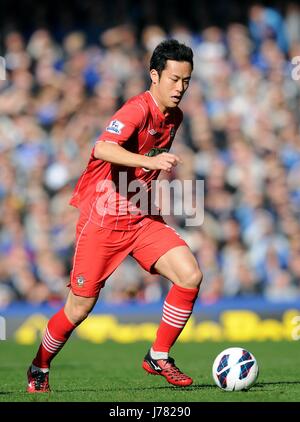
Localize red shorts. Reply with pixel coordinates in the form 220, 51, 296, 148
69, 215, 187, 297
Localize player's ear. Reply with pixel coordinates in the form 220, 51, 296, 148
150, 69, 159, 85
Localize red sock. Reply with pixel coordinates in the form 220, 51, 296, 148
32, 308, 76, 369
152, 284, 199, 353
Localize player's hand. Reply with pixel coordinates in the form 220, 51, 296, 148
145, 153, 182, 172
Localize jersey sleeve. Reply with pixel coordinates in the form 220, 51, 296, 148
97, 101, 147, 146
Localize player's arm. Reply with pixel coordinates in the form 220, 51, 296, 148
94, 141, 181, 172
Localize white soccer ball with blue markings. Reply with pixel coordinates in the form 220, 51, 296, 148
212, 347, 259, 391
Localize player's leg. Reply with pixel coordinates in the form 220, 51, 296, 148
27, 214, 133, 393
27, 292, 98, 393
151, 245, 202, 351
144, 245, 202, 386
132, 221, 202, 386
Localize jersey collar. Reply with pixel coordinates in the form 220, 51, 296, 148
146, 90, 169, 121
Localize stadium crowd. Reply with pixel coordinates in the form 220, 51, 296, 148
1, 2, 300, 307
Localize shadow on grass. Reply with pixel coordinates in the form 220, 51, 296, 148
53, 384, 215, 393
52, 380, 300, 394
1, 384, 214, 398
4, 381, 300, 398
255, 381, 300, 388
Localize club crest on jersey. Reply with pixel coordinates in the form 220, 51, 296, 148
106, 120, 125, 135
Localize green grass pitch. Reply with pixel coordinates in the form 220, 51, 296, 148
0, 339, 299, 402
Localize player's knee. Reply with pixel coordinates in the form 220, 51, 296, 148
188, 268, 203, 289
67, 304, 91, 325
179, 267, 203, 289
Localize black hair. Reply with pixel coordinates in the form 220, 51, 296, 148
150, 39, 193, 77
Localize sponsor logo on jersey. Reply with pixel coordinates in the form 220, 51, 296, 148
148, 128, 157, 135
106, 120, 125, 135
145, 147, 169, 157
142, 147, 169, 172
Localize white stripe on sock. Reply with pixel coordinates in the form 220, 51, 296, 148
42, 337, 63, 354
42, 330, 64, 354
162, 317, 184, 328
163, 307, 189, 323
46, 329, 64, 345
43, 336, 63, 349
161, 301, 192, 328
164, 301, 192, 315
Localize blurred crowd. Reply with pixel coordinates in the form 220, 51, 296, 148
1, 2, 300, 307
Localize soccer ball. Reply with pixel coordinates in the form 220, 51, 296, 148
212, 347, 259, 391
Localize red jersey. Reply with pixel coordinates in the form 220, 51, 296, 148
70, 91, 183, 230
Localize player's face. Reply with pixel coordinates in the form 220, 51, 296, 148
150, 60, 192, 112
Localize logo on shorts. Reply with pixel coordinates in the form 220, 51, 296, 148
76, 275, 85, 287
